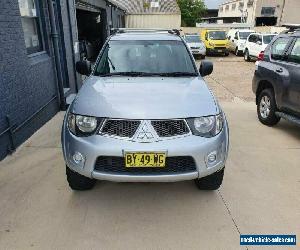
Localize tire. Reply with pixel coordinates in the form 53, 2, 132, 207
244, 49, 250, 61
257, 88, 280, 126
235, 48, 240, 56
66, 166, 96, 190
201, 55, 206, 59
194, 168, 225, 190
224, 52, 229, 57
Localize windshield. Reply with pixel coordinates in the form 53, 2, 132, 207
263, 35, 276, 44
94, 40, 197, 76
208, 31, 226, 40
239, 32, 252, 40
185, 35, 201, 43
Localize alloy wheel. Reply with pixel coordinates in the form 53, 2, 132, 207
259, 95, 271, 119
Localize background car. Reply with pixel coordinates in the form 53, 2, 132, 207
244, 33, 276, 61
183, 33, 206, 59
227, 29, 255, 56
201, 29, 229, 56
253, 25, 300, 127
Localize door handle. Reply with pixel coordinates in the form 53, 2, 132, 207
276, 68, 283, 73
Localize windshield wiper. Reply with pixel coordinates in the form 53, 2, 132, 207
158, 72, 198, 77
98, 72, 198, 77
98, 72, 161, 77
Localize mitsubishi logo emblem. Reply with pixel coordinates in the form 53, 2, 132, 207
134, 121, 158, 143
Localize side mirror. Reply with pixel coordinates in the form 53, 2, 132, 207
257, 41, 262, 45
199, 60, 213, 77
76, 60, 91, 76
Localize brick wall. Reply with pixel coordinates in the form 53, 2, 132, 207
0, 0, 59, 160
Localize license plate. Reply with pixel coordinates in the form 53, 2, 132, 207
125, 152, 166, 168
218, 50, 223, 53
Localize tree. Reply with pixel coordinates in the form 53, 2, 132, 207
177, 0, 207, 27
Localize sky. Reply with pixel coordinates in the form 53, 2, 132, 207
204, 0, 224, 9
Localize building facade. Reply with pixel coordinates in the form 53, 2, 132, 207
0, 0, 125, 160
218, 0, 300, 26
114, 0, 181, 29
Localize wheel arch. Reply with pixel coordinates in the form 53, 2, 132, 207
256, 80, 275, 105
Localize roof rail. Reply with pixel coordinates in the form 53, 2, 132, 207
281, 24, 300, 34
111, 28, 182, 36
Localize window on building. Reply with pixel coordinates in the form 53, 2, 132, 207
247, 0, 254, 7
219, 6, 223, 12
289, 39, 300, 64
239, 2, 244, 8
225, 5, 229, 11
232, 4, 236, 10
261, 7, 276, 16
18, 0, 43, 54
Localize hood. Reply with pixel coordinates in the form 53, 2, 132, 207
187, 42, 204, 48
71, 76, 218, 119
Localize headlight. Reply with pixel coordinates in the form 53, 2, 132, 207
67, 113, 99, 136
67, 113, 76, 135
76, 115, 97, 133
209, 42, 214, 47
187, 114, 224, 137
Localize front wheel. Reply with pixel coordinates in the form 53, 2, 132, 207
244, 49, 250, 61
194, 169, 225, 190
66, 166, 96, 191
224, 52, 229, 57
235, 48, 240, 56
257, 88, 280, 126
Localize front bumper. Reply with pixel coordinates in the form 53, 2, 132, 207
62, 116, 229, 182
207, 48, 229, 54
190, 48, 206, 55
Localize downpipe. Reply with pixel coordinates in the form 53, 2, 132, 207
47, 0, 67, 110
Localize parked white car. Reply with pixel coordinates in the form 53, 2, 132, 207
244, 33, 276, 61
227, 29, 255, 56
183, 34, 206, 59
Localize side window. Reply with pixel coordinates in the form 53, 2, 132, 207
234, 32, 238, 40
205, 32, 208, 40
248, 35, 256, 43
271, 37, 290, 61
257, 36, 262, 44
288, 38, 300, 64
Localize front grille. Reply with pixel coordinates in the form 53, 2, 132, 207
100, 119, 140, 138
94, 156, 197, 175
191, 47, 200, 49
151, 120, 189, 137
214, 47, 226, 50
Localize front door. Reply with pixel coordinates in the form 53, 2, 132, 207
286, 38, 300, 114
269, 37, 293, 111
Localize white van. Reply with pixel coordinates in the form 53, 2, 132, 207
227, 29, 255, 56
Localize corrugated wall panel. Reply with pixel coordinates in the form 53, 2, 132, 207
125, 15, 181, 29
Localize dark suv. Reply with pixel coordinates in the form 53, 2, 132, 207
253, 25, 300, 127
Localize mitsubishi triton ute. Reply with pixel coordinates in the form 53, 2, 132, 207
61, 29, 229, 191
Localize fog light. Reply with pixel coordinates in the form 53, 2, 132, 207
73, 152, 84, 165
207, 151, 217, 164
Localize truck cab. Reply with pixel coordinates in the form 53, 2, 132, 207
201, 29, 229, 56
227, 29, 255, 56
